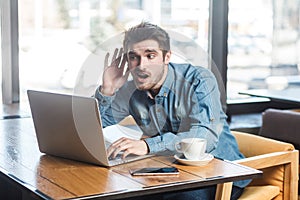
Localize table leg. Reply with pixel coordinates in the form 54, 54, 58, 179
215, 182, 233, 200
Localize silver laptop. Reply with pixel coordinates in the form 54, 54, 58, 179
27, 90, 152, 167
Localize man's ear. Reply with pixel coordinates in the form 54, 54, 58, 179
164, 51, 171, 64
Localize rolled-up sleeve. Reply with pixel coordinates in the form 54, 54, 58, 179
94, 86, 118, 127
94, 86, 114, 107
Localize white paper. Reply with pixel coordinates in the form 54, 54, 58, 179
103, 124, 143, 144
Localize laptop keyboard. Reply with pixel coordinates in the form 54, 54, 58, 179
108, 153, 143, 165
105, 141, 112, 149
108, 153, 123, 161
109, 155, 127, 165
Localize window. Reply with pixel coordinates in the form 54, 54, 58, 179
18, 0, 210, 101
227, 0, 300, 100
9, 0, 299, 113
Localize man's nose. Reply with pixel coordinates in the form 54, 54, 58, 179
138, 57, 147, 69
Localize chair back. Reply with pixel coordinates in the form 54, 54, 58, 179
259, 108, 300, 151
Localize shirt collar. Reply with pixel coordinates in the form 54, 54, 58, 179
144, 63, 174, 99
156, 64, 174, 98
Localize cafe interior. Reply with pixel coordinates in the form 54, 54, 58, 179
1, 0, 300, 199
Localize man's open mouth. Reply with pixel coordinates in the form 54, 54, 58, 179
137, 73, 149, 79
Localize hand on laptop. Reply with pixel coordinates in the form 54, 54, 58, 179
107, 137, 149, 159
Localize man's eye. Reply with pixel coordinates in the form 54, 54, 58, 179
129, 55, 138, 60
147, 54, 155, 59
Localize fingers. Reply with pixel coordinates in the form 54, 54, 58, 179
107, 137, 128, 158
112, 48, 124, 68
117, 48, 124, 63
111, 48, 119, 64
120, 53, 128, 76
107, 138, 147, 159
104, 52, 109, 69
105, 48, 126, 69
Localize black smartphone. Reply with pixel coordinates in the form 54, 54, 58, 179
131, 167, 179, 176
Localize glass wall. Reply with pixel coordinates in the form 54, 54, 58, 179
18, 0, 209, 101
2, 0, 299, 108
227, 0, 300, 100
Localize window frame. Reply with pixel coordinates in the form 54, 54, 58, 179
1, 0, 19, 104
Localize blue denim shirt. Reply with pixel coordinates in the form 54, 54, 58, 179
95, 63, 249, 187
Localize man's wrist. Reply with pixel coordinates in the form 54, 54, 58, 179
100, 86, 115, 96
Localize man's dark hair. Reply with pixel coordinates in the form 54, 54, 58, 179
123, 22, 170, 57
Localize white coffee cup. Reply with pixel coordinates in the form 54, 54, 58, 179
175, 138, 207, 160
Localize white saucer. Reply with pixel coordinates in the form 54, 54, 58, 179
174, 153, 214, 166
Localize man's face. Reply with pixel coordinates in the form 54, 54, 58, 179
127, 39, 171, 91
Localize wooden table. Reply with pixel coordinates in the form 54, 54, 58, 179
239, 88, 300, 105
0, 118, 262, 200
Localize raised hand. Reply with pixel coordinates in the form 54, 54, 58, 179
101, 48, 130, 96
